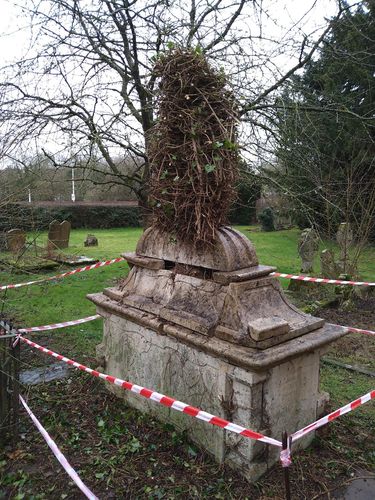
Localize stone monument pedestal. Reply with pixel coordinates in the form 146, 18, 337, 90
88, 226, 346, 481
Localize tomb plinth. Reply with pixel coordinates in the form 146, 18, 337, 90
88, 226, 347, 481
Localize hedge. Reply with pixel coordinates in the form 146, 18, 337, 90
0, 204, 141, 231
0, 200, 255, 232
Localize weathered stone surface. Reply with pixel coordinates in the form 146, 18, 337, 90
89, 293, 347, 371
212, 264, 276, 285
248, 316, 289, 342
298, 228, 319, 273
6, 229, 26, 253
320, 249, 339, 278
114, 260, 325, 349
84, 234, 98, 247
91, 311, 334, 480
336, 222, 353, 262
122, 252, 164, 270
47, 220, 71, 249
89, 224, 348, 482
136, 226, 258, 271
60, 220, 71, 248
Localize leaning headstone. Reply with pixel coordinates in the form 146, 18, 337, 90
320, 249, 339, 279
47, 220, 71, 250
336, 222, 353, 272
6, 229, 26, 253
298, 228, 319, 273
84, 234, 98, 247
60, 221, 71, 249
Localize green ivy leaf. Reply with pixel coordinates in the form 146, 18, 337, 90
204, 164, 216, 173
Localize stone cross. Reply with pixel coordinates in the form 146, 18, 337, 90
47, 220, 71, 250
6, 229, 26, 254
298, 228, 319, 273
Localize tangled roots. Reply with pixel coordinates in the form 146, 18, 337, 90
148, 48, 239, 247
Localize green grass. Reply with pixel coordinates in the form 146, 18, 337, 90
0, 225, 374, 358
1, 225, 374, 497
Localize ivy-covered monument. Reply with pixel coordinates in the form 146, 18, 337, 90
88, 50, 346, 481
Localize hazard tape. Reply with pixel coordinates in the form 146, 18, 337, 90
20, 395, 98, 500
18, 335, 281, 448
270, 272, 375, 287
347, 326, 375, 337
0, 257, 125, 291
291, 389, 375, 442
18, 314, 100, 333
1, 257, 373, 291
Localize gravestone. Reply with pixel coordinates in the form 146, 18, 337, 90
320, 249, 339, 279
84, 234, 98, 247
6, 229, 26, 254
60, 221, 71, 248
298, 228, 319, 273
336, 223, 353, 273
47, 220, 71, 250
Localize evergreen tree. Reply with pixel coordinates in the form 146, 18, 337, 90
273, 1, 375, 243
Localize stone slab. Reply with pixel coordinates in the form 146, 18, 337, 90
213, 264, 276, 285
122, 252, 165, 270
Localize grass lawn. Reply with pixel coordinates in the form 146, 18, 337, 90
0, 226, 374, 498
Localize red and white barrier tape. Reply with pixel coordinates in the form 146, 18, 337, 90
20, 395, 98, 500
291, 389, 375, 442
270, 272, 375, 287
18, 335, 281, 448
347, 326, 375, 337
1, 257, 374, 292
18, 314, 100, 333
0, 257, 125, 291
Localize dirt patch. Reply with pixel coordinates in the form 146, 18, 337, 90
1, 373, 374, 500
315, 297, 375, 369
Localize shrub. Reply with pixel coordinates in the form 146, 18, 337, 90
258, 207, 275, 232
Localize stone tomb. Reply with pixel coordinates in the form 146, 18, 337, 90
88, 226, 346, 481
47, 220, 71, 249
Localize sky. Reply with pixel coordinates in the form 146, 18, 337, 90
0, 0, 339, 67
0, 0, 342, 169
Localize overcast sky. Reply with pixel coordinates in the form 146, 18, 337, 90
0, 0, 339, 67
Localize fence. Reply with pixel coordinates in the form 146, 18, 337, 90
1, 258, 374, 499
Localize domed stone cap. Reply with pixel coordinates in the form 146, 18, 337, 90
136, 226, 258, 272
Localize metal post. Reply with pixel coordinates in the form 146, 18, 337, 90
0, 320, 20, 447
282, 431, 292, 500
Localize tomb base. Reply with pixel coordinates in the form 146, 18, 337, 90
89, 298, 344, 481
88, 226, 346, 481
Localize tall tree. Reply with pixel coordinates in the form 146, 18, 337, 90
0, 0, 346, 209
272, 0, 375, 256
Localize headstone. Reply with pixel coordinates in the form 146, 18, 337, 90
298, 228, 319, 273
336, 223, 353, 272
320, 249, 339, 279
47, 220, 71, 250
6, 229, 26, 253
84, 234, 98, 247
60, 221, 71, 249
